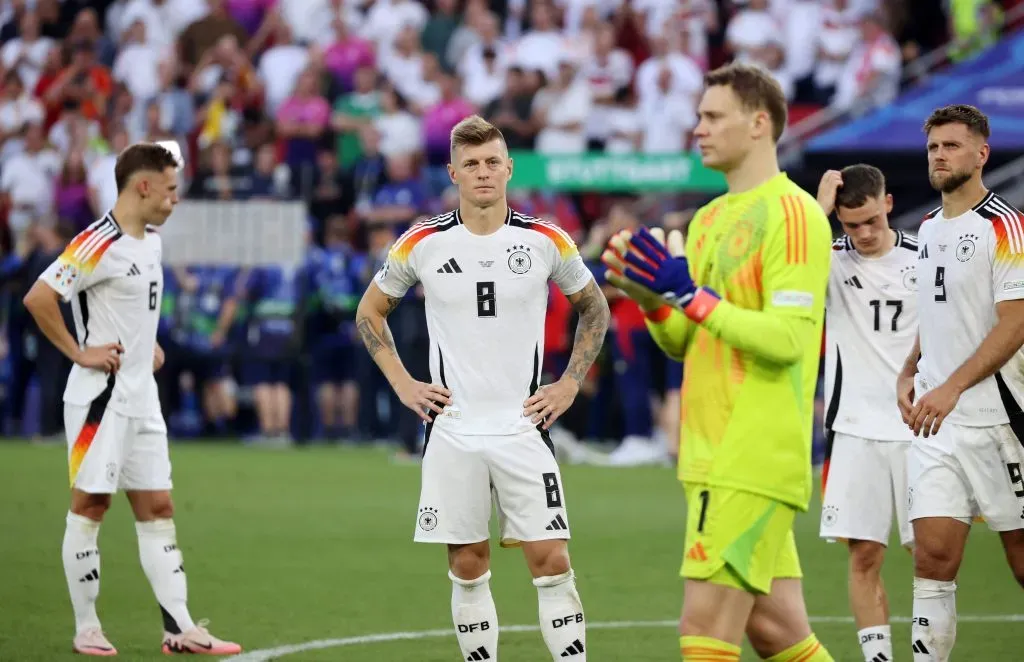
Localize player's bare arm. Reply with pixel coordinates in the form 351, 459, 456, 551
815, 170, 843, 217
23, 279, 123, 373
897, 333, 921, 424
153, 342, 165, 372
524, 279, 610, 429
910, 298, 1024, 438
356, 281, 452, 423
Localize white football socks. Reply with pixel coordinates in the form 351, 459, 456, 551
62, 512, 103, 634
450, 570, 499, 661
136, 519, 195, 634
857, 624, 892, 662
534, 570, 586, 660
912, 577, 957, 662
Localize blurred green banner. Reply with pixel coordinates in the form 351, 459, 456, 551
508, 151, 726, 192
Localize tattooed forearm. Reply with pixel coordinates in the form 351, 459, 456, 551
356, 295, 401, 360
563, 280, 610, 387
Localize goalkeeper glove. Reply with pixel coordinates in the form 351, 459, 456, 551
621, 227, 721, 322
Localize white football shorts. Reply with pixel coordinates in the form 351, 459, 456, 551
820, 433, 913, 547
65, 402, 172, 494
414, 424, 571, 547
908, 421, 1024, 531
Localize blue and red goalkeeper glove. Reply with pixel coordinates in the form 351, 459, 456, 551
621, 227, 721, 322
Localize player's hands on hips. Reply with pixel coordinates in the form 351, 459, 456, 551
816, 169, 843, 217
908, 380, 961, 438
153, 344, 165, 373
896, 372, 916, 425
75, 343, 124, 374
396, 377, 453, 423
523, 377, 578, 430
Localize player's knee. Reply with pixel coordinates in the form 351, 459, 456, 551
848, 540, 885, 578
70, 493, 112, 522
525, 541, 571, 579
913, 539, 961, 580
448, 542, 490, 580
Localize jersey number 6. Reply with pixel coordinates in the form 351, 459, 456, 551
148, 281, 158, 311
476, 281, 496, 318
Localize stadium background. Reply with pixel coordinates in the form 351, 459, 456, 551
2, 0, 1024, 660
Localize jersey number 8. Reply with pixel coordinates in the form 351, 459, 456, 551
476, 281, 496, 318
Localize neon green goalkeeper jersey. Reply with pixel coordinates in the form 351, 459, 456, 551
646, 173, 831, 510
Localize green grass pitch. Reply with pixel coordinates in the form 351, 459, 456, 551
1, 442, 1020, 661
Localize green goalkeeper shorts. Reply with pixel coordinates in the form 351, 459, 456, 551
680, 482, 803, 595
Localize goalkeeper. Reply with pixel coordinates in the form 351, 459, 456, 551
603, 64, 834, 661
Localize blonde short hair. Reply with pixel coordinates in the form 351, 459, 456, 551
450, 115, 506, 158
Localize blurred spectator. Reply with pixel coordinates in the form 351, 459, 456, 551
421, 71, 474, 166
309, 147, 350, 221
482, 66, 536, 149
306, 214, 365, 441
349, 125, 387, 216
421, 0, 460, 64
233, 263, 303, 444
949, 0, 1005, 61
2, 10, 55, 92
0, 71, 45, 163
196, 77, 242, 148
513, 1, 564, 79
375, 84, 422, 158
813, 0, 861, 104
534, 57, 591, 154
67, 8, 118, 67
784, 0, 823, 101
87, 125, 129, 217
832, 12, 901, 112
54, 149, 94, 230
190, 139, 253, 199
640, 63, 697, 153
382, 25, 437, 112
249, 141, 290, 198
635, 33, 703, 113
367, 153, 426, 227
604, 87, 641, 154
31, 44, 65, 129
460, 38, 507, 107
322, 12, 375, 93
362, 0, 428, 52
178, 0, 247, 71
48, 98, 103, 157
276, 67, 330, 187
225, 0, 277, 36
0, 121, 61, 251
581, 22, 635, 150
257, 21, 309, 114
113, 18, 163, 105
725, 0, 779, 64
43, 39, 112, 123
332, 65, 382, 168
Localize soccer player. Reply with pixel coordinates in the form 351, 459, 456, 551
816, 165, 918, 662
896, 104, 1024, 661
602, 63, 835, 661
22, 143, 242, 656
356, 115, 609, 661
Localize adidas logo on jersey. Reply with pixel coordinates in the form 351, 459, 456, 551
126, 263, 141, 276
545, 514, 568, 531
870, 654, 890, 662
912, 639, 930, 655
843, 276, 863, 289
918, 245, 929, 259
560, 639, 585, 657
466, 646, 491, 660
79, 569, 99, 583
437, 258, 463, 274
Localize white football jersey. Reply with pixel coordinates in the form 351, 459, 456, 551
825, 231, 918, 441
916, 192, 1024, 426
39, 213, 163, 417
375, 208, 592, 436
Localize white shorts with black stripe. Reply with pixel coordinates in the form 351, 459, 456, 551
908, 421, 1024, 531
65, 385, 171, 494
414, 424, 571, 547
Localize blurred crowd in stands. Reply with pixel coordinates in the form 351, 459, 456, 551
0, 0, 1015, 460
